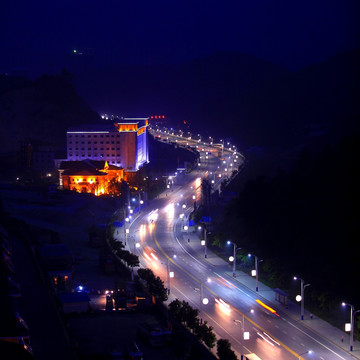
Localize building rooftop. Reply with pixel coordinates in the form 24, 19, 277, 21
59, 159, 123, 176
67, 118, 148, 133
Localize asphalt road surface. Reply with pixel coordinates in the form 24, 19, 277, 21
125, 136, 356, 360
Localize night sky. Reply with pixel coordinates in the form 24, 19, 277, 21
1, 0, 359, 77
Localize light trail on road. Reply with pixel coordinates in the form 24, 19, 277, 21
127, 135, 355, 360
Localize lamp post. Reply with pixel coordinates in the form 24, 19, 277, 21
199, 278, 211, 308
227, 241, 241, 277
124, 217, 130, 246
198, 226, 210, 258
248, 254, 263, 292
166, 255, 176, 295
298, 350, 313, 359
294, 276, 310, 320
342, 302, 360, 351
234, 309, 254, 340
138, 191, 144, 213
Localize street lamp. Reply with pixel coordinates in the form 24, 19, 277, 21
234, 309, 254, 340
198, 226, 210, 258
342, 302, 360, 351
196, 278, 211, 308
227, 241, 241, 277
248, 254, 263, 292
294, 276, 310, 320
166, 255, 176, 295
298, 350, 313, 359
137, 191, 144, 213
123, 217, 130, 246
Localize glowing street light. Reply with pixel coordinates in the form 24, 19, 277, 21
298, 350, 313, 359
342, 302, 360, 351
227, 241, 241, 277
294, 276, 310, 320
248, 254, 263, 292
165, 255, 176, 295
234, 309, 254, 340
198, 226, 210, 258
196, 278, 211, 308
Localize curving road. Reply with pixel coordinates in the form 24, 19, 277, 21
124, 133, 355, 360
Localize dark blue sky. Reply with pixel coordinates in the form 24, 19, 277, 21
1, 0, 359, 76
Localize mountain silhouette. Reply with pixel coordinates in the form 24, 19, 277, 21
75, 50, 359, 155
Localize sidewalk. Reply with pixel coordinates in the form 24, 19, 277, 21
180, 232, 360, 359
227, 270, 360, 359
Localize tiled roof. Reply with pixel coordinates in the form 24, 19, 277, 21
59, 159, 122, 175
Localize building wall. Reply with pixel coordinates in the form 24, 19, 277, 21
119, 131, 136, 170
66, 119, 149, 171
136, 126, 148, 170
62, 167, 124, 195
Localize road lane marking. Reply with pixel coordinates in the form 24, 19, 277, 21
284, 318, 347, 360
153, 231, 301, 359
172, 285, 253, 356
149, 190, 349, 360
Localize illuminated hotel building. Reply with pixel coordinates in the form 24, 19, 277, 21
66, 118, 149, 171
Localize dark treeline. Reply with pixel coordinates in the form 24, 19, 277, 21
218, 132, 360, 313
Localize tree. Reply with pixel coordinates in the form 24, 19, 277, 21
217, 339, 238, 360
137, 268, 155, 282
169, 299, 183, 319
199, 321, 216, 349
149, 275, 168, 302
137, 268, 168, 302
169, 300, 199, 327
123, 251, 139, 268
182, 301, 199, 329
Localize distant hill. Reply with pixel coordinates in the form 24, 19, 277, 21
2, 50, 358, 178
0, 71, 100, 155
74, 51, 289, 141
74, 49, 360, 175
